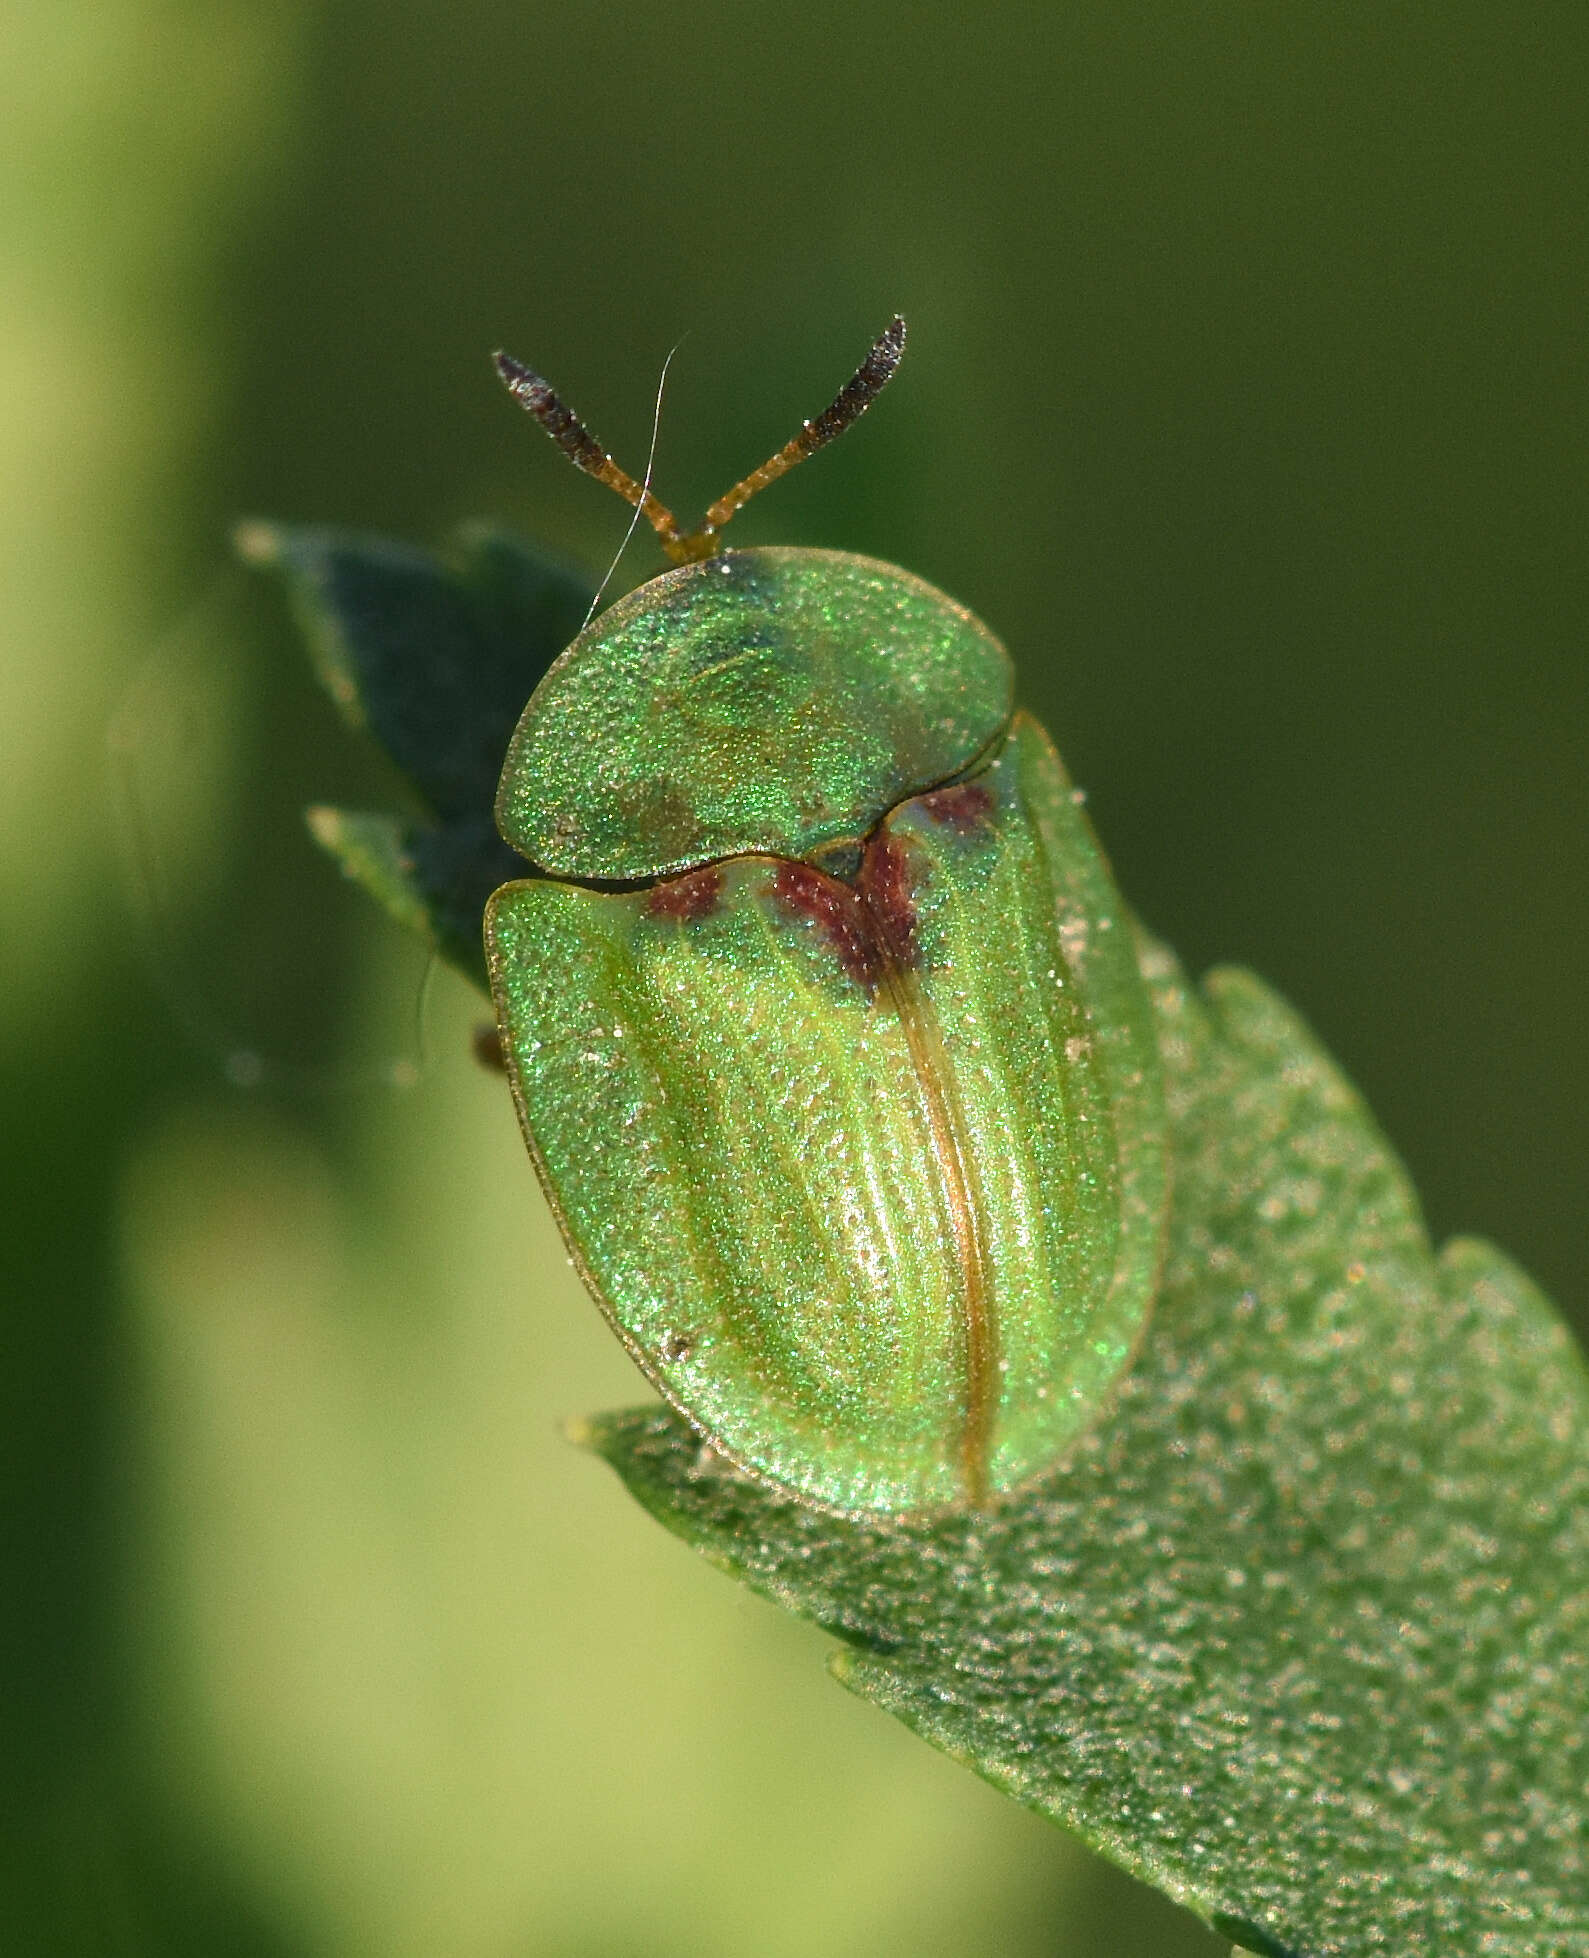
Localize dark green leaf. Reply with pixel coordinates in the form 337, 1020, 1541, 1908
241, 519, 594, 989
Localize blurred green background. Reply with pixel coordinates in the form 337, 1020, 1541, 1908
5, 4, 1585, 1952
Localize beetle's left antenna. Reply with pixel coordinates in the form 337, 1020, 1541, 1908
494, 351, 692, 562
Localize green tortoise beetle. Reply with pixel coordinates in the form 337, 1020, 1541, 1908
485, 319, 1168, 1518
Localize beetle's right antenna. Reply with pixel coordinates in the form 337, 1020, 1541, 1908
494, 351, 692, 562
689, 316, 907, 556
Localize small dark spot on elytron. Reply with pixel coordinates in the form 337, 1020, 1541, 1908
471, 1022, 508, 1072
1210, 1910, 1304, 1958
920, 780, 994, 831
645, 865, 723, 922
658, 1331, 693, 1364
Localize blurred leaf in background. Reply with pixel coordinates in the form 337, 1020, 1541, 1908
4, 2, 1584, 1954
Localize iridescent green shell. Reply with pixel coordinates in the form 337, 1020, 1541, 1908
486, 546, 1166, 1517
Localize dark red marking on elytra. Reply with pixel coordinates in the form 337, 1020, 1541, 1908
645, 865, 724, 922
768, 835, 922, 993
767, 860, 883, 990
856, 830, 919, 967
919, 781, 994, 832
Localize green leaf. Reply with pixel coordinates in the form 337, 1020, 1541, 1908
239, 518, 594, 989
581, 946, 1589, 1957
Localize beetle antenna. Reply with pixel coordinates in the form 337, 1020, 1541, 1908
494, 350, 693, 563
689, 315, 907, 555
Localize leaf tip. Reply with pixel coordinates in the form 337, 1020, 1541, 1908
303, 804, 342, 850
232, 517, 285, 567
562, 1412, 600, 1452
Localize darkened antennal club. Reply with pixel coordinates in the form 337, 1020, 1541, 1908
494, 316, 908, 566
